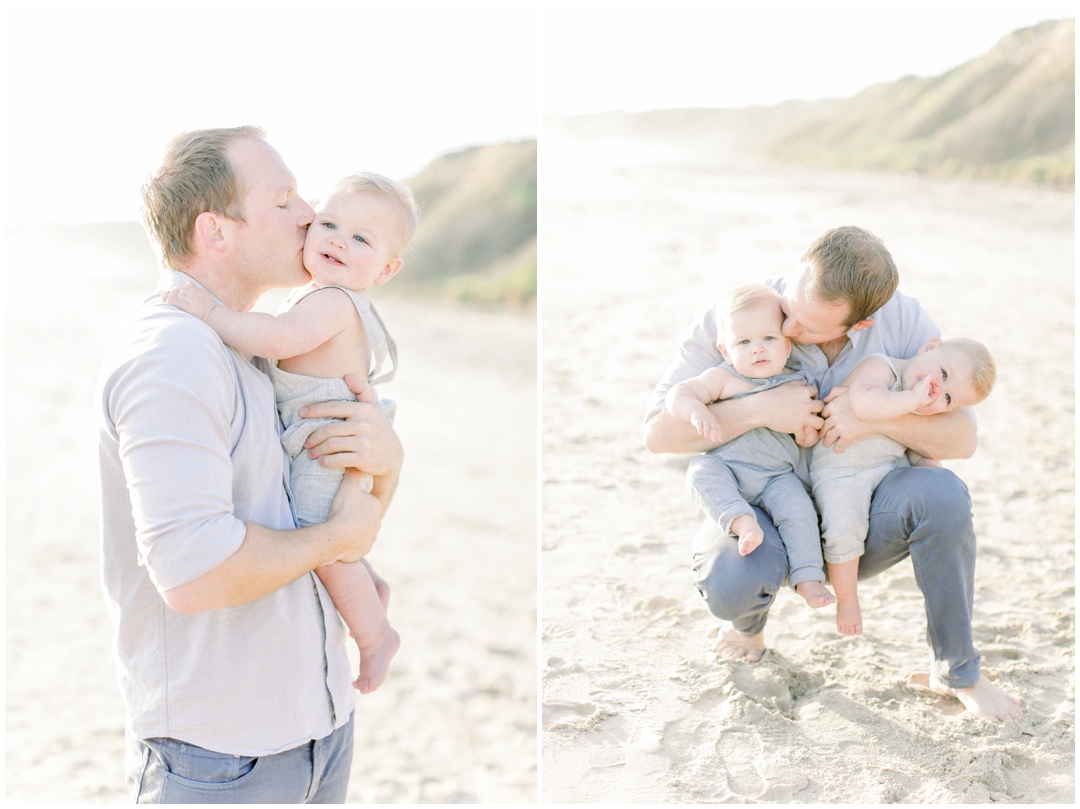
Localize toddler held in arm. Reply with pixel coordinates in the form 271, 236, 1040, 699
164, 173, 417, 693
665, 283, 834, 610
810, 337, 995, 635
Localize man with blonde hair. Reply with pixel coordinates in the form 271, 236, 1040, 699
98, 126, 402, 801
644, 225, 1021, 724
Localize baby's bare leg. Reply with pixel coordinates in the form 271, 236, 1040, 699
357, 558, 391, 610
827, 558, 862, 634
729, 514, 764, 556
317, 560, 400, 694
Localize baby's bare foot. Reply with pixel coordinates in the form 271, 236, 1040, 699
909, 671, 1022, 723
354, 626, 401, 694
795, 580, 836, 609
836, 598, 862, 635
729, 515, 764, 556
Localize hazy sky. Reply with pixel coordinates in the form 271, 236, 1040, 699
541, 3, 1074, 113
5, 2, 539, 226
5, 3, 1072, 226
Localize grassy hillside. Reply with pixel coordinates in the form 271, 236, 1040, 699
394, 140, 537, 307
548, 19, 1073, 188
770, 19, 1074, 185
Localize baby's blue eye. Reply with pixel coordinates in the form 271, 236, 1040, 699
945, 393, 952, 405
941, 368, 948, 380
353, 234, 367, 243
324, 222, 336, 230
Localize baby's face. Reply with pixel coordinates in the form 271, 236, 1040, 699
902, 344, 981, 414
718, 301, 791, 379
303, 191, 403, 291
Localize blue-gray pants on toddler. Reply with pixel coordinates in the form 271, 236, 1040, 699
687, 427, 825, 588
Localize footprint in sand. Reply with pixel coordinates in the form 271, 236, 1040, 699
716, 729, 766, 797
543, 699, 609, 732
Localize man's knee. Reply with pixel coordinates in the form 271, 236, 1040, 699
690, 516, 784, 620
872, 466, 973, 536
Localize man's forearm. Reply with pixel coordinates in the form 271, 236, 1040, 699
162, 518, 362, 615
880, 409, 977, 460
644, 397, 759, 454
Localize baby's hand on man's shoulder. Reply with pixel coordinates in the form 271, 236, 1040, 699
162, 282, 216, 321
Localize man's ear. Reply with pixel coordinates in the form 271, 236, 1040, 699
850, 318, 875, 332
193, 212, 228, 254
373, 258, 404, 286
918, 337, 942, 354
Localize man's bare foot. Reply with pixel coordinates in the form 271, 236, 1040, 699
909, 671, 1022, 724
795, 580, 836, 609
729, 514, 764, 556
836, 598, 862, 635
354, 626, 401, 694
711, 623, 766, 663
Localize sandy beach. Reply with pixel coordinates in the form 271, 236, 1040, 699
540, 131, 1074, 802
4, 225, 537, 802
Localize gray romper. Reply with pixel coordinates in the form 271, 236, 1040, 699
809, 354, 909, 564
270, 284, 398, 527
686, 361, 825, 587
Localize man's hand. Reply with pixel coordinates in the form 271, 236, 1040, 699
820, 386, 877, 452
300, 374, 403, 476
757, 380, 825, 444
326, 469, 382, 564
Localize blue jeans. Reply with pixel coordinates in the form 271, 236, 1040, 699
690, 466, 980, 688
127, 713, 354, 803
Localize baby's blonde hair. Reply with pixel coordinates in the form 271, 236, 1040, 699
942, 337, 996, 400
334, 172, 419, 256
713, 283, 783, 334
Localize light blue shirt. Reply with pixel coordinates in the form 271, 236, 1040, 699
97, 271, 354, 756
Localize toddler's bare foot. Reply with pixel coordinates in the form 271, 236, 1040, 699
711, 623, 766, 663
909, 671, 1022, 723
836, 598, 862, 635
729, 514, 764, 556
354, 626, 401, 694
795, 580, 835, 609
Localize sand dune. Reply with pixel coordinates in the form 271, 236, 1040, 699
540, 134, 1074, 803
4, 227, 537, 802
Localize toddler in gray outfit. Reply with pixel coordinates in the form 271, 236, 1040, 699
165, 172, 416, 693
665, 283, 834, 609
811, 337, 996, 635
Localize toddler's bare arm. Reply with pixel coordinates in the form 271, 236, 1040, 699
664, 367, 743, 442
846, 357, 935, 421
163, 282, 348, 360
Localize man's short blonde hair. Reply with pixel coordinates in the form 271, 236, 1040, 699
802, 226, 899, 326
334, 172, 419, 257
140, 125, 266, 268
943, 337, 997, 400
